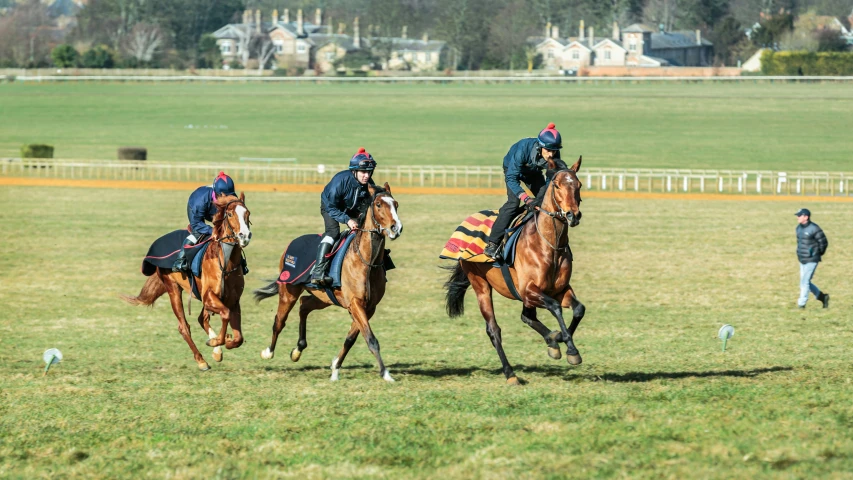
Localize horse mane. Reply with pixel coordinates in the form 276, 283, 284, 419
211, 194, 240, 238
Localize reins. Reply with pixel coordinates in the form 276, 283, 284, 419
352, 191, 388, 269
213, 199, 248, 295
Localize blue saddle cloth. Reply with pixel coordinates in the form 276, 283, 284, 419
493, 212, 533, 268
277, 232, 356, 287
141, 229, 210, 276
187, 242, 210, 300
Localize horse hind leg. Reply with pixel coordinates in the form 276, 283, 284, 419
520, 306, 562, 360
562, 288, 585, 366
261, 283, 300, 360
471, 276, 518, 385
291, 295, 328, 362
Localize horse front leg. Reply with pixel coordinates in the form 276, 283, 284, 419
291, 295, 329, 362
330, 321, 360, 382
525, 285, 581, 366
202, 290, 230, 351
261, 283, 300, 360
471, 276, 518, 385
562, 287, 585, 337
162, 273, 208, 371
349, 299, 394, 382
197, 309, 224, 363
520, 306, 563, 360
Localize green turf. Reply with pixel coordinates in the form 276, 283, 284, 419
2, 185, 852, 478
1, 82, 852, 171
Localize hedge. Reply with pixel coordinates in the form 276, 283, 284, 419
118, 147, 147, 160
21, 144, 54, 158
761, 50, 853, 76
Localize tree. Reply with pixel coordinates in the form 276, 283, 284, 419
256, 36, 276, 73
486, 0, 537, 70
122, 22, 164, 64
51, 44, 79, 67
750, 11, 793, 48
0, 0, 54, 67
710, 16, 744, 65
197, 33, 222, 68
81, 45, 116, 68
815, 28, 848, 52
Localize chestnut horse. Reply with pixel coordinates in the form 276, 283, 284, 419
444, 158, 585, 384
122, 193, 252, 371
253, 183, 402, 382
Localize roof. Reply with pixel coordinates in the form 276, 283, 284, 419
592, 38, 626, 51
650, 31, 713, 49
622, 24, 655, 33
531, 36, 570, 47
213, 21, 329, 40
371, 37, 445, 53
310, 34, 363, 52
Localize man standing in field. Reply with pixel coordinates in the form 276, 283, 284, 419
795, 208, 829, 309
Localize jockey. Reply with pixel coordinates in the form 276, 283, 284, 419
484, 123, 567, 260
172, 171, 248, 274
309, 147, 377, 286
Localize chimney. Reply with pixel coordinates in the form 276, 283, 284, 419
255, 9, 261, 33
402, 25, 407, 39
612, 21, 619, 40
284, 8, 289, 23
272, 9, 278, 24
315, 8, 321, 26
695, 29, 701, 45
579, 20, 585, 40
338, 22, 345, 34
588, 26, 593, 46
545, 21, 551, 38
422, 31, 429, 43
242, 9, 250, 25
354, 17, 361, 49
368, 24, 374, 37
551, 26, 559, 39
297, 9, 303, 36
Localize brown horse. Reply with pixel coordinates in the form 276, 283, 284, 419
253, 183, 402, 382
444, 158, 585, 384
122, 193, 252, 371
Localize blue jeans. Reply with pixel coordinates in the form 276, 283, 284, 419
798, 262, 821, 307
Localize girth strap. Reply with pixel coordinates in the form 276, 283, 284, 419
500, 263, 522, 301
324, 286, 342, 307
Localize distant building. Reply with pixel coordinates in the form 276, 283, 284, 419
531, 21, 714, 69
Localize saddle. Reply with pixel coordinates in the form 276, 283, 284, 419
141, 229, 211, 276
277, 231, 394, 287
439, 210, 533, 266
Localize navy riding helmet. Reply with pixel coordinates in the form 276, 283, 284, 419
213, 171, 236, 196
537, 122, 563, 150
348, 147, 377, 171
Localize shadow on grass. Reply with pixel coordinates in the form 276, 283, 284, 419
575, 366, 794, 383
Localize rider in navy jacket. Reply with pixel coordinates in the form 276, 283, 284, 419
173, 172, 248, 274
310, 147, 376, 285
484, 123, 566, 260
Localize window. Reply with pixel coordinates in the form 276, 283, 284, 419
604, 50, 611, 60
547, 48, 554, 59
426, 52, 432, 62
629, 37, 637, 52
325, 51, 335, 61
274, 40, 283, 54
221, 43, 231, 53
297, 43, 306, 53
572, 49, 579, 60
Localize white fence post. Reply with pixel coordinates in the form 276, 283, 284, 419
682, 176, 688, 192
618, 175, 623, 191
718, 177, 723, 192
602, 175, 607, 190
777, 172, 786, 193
667, 176, 672, 192
756, 174, 762, 193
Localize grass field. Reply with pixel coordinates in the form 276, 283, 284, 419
2, 184, 853, 478
2, 82, 853, 171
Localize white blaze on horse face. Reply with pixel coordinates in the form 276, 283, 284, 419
381, 197, 402, 239
235, 205, 250, 247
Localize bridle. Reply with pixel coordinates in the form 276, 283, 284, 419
534, 170, 579, 253
353, 191, 391, 269
214, 199, 249, 292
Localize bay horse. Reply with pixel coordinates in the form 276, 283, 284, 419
253, 183, 402, 382
444, 157, 585, 385
122, 193, 252, 371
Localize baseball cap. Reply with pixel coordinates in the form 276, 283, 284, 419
794, 208, 810, 217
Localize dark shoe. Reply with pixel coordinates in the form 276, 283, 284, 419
798, 305, 805, 309
172, 238, 193, 272
310, 242, 333, 285
818, 292, 830, 309
484, 241, 501, 260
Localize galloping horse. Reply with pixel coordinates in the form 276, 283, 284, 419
444, 158, 585, 384
253, 183, 402, 382
122, 193, 252, 371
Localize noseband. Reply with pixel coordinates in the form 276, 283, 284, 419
536, 170, 579, 224
219, 199, 248, 245
354, 190, 393, 268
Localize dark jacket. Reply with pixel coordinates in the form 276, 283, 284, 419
186, 186, 217, 236
796, 221, 828, 264
503, 138, 544, 198
321, 170, 374, 224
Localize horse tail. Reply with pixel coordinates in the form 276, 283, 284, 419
121, 274, 166, 306
253, 280, 280, 304
442, 262, 470, 318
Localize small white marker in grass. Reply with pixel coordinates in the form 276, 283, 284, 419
43, 348, 62, 376
718, 325, 735, 352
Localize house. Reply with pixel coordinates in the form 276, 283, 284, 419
741, 48, 767, 72
531, 21, 713, 69
372, 32, 453, 71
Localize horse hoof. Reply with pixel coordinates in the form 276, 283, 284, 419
290, 348, 302, 362
566, 354, 582, 365
506, 376, 521, 386
198, 362, 211, 371
261, 348, 274, 360
548, 347, 562, 360
213, 349, 223, 362
383, 370, 395, 382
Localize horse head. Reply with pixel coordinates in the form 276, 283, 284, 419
213, 192, 252, 247
548, 156, 583, 228
366, 183, 403, 240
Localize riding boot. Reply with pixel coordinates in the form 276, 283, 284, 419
172, 237, 194, 272
484, 241, 502, 261
818, 292, 830, 309
309, 242, 334, 286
